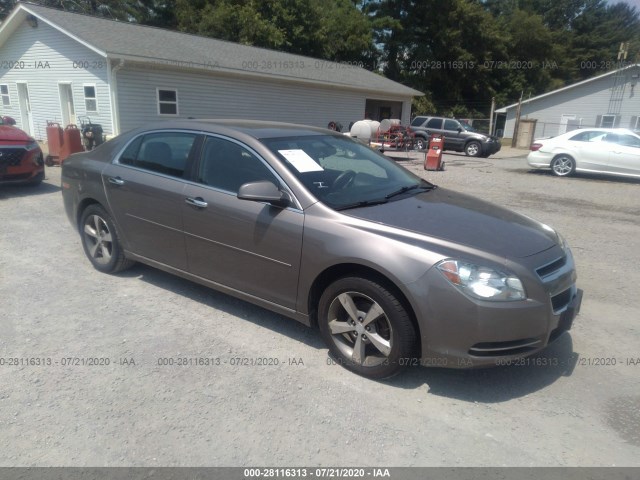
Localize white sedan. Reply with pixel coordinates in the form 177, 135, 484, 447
527, 128, 640, 178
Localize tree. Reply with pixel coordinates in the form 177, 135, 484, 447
174, 0, 373, 62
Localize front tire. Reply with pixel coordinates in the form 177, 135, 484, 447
318, 277, 417, 379
465, 141, 482, 157
80, 204, 134, 273
550, 154, 575, 177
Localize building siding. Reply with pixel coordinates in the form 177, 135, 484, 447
116, 66, 412, 133
0, 19, 112, 139
501, 66, 640, 139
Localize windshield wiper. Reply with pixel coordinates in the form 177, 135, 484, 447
335, 198, 389, 211
385, 183, 435, 200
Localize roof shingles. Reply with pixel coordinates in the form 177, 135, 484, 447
22, 2, 421, 96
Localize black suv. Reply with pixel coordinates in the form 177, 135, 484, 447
410, 116, 501, 157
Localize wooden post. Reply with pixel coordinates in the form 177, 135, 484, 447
511, 92, 523, 148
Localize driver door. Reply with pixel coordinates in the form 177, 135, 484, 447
182, 135, 304, 309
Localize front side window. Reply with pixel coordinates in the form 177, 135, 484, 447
119, 132, 196, 177
262, 135, 432, 210
84, 85, 97, 112
609, 133, 640, 148
197, 136, 277, 193
157, 89, 178, 115
0, 84, 10, 106
443, 119, 459, 131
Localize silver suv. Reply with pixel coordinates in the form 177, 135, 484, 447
411, 116, 501, 157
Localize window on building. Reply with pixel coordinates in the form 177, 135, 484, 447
599, 115, 617, 128
84, 85, 97, 112
157, 89, 178, 115
1, 84, 10, 106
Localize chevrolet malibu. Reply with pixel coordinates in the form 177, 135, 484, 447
62, 120, 582, 378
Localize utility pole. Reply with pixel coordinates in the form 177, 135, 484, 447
511, 91, 523, 148
489, 97, 495, 136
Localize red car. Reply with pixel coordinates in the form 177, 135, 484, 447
0, 124, 44, 186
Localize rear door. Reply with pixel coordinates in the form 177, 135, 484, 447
182, 135, 304, 309
103, 131, 199, 270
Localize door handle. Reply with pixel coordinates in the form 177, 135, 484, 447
185, 197, 208, 208
108, 176, 125, 186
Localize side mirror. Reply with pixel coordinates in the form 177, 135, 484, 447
457, 127, 463, 133
237, 180, 291, 208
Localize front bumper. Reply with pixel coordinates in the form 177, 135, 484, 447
407, 245, 581, 368
0, 147, 44, 184
482, 140, 501, 156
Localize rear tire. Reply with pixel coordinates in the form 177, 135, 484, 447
80, 204, 135, 273
318, 277, 417, 379
550, 154, 575, 177
413, 137, 427, 150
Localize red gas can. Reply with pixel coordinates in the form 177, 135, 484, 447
60, 124, 84, 163
46, 122, 63, 161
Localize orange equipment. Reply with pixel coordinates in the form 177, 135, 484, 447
60, 125, 84, 163
424, 134, 445, 171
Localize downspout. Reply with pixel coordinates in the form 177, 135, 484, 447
108, 58, 125, 136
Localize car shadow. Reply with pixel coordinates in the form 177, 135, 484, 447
0, 180, 60, 199
120, 263, 579, 402
526, 169, 640, 185
382, 334, 578, 402
120, 263, 325, 351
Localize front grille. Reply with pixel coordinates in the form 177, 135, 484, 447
0, 148, 27, 168
551, 287, 572, 313
469, 338, 542, 357
536, 255, 567, 278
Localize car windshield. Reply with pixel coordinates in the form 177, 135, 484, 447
262, 135, 434, 210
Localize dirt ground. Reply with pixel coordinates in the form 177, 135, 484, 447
1, 149, 639, 467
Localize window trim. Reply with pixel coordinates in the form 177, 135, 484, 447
83, 83, 98, 113
0, 84, 10, 106
157, 87, 179, 116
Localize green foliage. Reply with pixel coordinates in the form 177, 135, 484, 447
174, 0, 373, 62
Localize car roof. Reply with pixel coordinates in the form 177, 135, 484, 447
126, 119, 334, 140
562, 128, 637, 135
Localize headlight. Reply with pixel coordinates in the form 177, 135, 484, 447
25, 141, 40, 151
436, 259, 526, 301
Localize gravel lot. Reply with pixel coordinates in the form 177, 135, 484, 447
1, 148, 639, 467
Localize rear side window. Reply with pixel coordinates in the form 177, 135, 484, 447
410, 117, 426, 127
118, 132, 197, 178
426, 118, 443, 129
569, 131, 605, 142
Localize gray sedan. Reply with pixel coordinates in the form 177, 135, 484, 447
62, 120, 582, 378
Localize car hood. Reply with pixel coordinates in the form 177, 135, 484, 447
0, 125, 32, 143
344, 188, 557, 258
